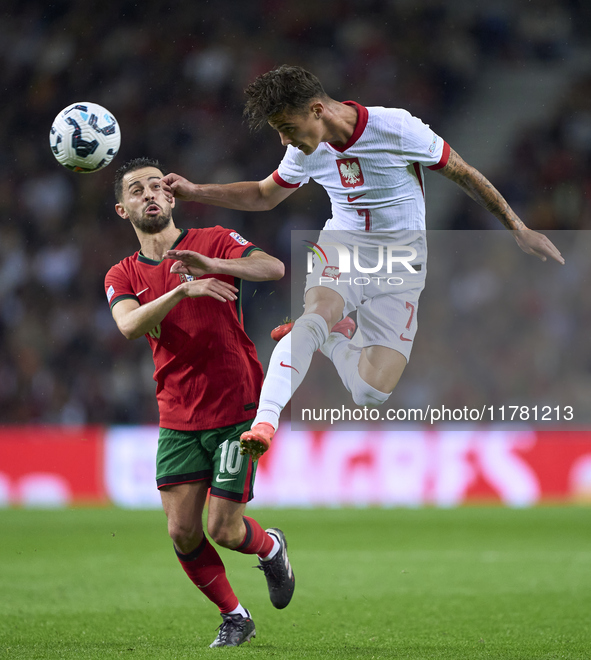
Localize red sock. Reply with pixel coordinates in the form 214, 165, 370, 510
235, 516, 274, 558
175, 536, 239, 613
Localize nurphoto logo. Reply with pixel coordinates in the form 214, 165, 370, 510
304, 239, 420, 286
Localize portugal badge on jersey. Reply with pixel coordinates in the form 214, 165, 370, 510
336, 157, 364, 188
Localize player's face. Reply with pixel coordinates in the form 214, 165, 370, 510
116, 167, 174, 234
269, 108, 324, 155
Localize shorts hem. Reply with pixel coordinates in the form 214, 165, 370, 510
210, 485, 253, 503
156, 470, 212, 489
359, 340, 412, 362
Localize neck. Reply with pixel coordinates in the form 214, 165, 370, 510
136, 223, 182, 262
323, 99, 358, 147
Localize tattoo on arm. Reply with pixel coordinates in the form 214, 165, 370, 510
438, 148, 525, 230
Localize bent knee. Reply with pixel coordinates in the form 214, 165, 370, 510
304, 291, 344, 328
168, 522, 202, 553
351, 375, 392, 407
207, 517, 243, 549
351, 391, 388, 407
304, 307, 341, 331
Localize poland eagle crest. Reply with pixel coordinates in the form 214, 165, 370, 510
336, 157, 364, 188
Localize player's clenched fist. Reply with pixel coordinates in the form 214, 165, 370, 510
181, 277, 238, 302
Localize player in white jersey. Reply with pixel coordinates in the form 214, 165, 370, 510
162, 65, 564, 460
273, 101, 446, 232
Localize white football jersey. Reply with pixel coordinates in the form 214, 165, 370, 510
273, 102, 449, 232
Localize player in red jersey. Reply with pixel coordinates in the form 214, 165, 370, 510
160, 66, 565, 461
105, 158, 294, 648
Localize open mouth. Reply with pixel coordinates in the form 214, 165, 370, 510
144, 204, 161, 215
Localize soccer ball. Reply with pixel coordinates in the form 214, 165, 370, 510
49, 102, 121, 173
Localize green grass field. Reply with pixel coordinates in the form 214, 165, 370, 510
1, 507, 590, 659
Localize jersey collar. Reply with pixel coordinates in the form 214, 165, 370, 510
138, 228, 188, 265
328, 101, 368, 153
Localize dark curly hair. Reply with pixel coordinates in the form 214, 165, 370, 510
243, 65, 328, 131
114, 157, 166, 201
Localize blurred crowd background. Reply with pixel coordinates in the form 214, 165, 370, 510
1, 0, 591, 425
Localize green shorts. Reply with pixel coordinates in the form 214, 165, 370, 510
156, 420, 257, 503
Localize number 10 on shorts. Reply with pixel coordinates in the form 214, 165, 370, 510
219, 439, 244, 475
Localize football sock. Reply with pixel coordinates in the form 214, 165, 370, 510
175, 536, 239, 614
253, 313, 329, 430
260, 531, 281, 562
325, 336, 363, 393
326, 334, 391, 406
227, 604, 249, 618
234, 516, 278, 559
350, 371, 391, 407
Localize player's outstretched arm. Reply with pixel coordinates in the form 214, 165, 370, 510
164, 249, 285, 282
160, 172, 297, 212
111, 280, 239, 340
437, 148, 565, 264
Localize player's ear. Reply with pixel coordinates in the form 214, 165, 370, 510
311, 101, 324, 119
115, 203, 128, 219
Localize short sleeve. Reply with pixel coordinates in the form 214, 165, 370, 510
274, 145, 310, 188
105, 263, 138, 310
400, 111, 450, 170
208, 226, 261, 260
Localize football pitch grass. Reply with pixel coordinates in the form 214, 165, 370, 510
1, 507, 590, 659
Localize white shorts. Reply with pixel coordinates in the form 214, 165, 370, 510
304, 230, 427, 361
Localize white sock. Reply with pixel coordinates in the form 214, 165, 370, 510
350, 371, 391, 407
227, 603, 249, 617
253, 314, 329, 430
324, 336, 363, 393
259, 533, 280, 562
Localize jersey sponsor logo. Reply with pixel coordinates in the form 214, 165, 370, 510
215, 475, 237, 483
106, 285, 115, 303
400, 333, 413, 342
178, 274, 195, 283
336, 157, 364, 188
347, 193, 366, 202
322, 266, 340, 280
135, 287, 149, 296
230, 231, 248, 245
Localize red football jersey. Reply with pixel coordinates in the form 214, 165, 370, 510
104, 227, 264, 430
